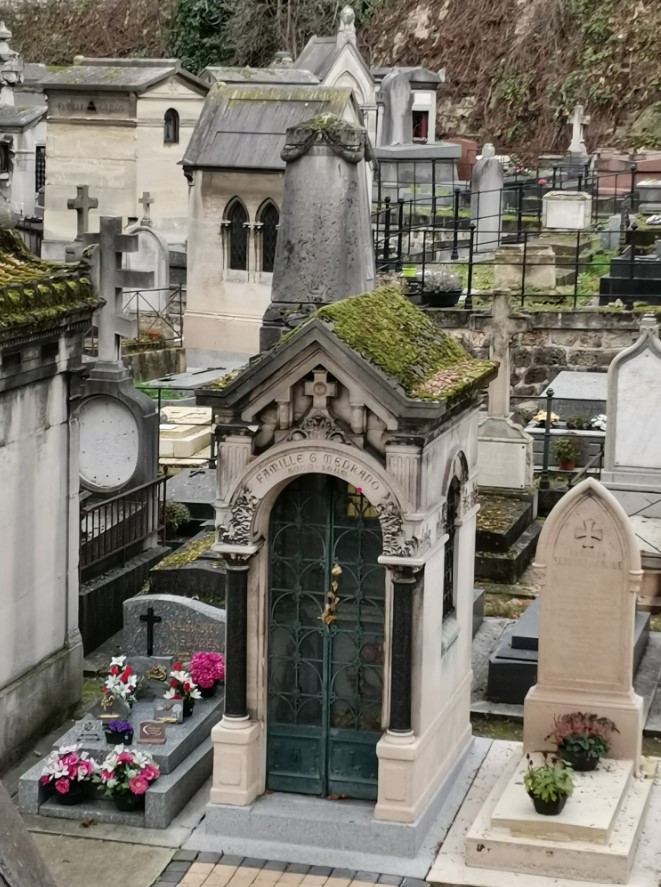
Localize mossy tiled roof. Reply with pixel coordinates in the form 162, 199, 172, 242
210, 286, 496, 403
0, 230, 97, 334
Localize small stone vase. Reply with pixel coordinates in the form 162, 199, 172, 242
114, 791, 145, 813
183, 697, 195, 718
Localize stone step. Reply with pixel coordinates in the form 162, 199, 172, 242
475, 521, 542, 584
476, 496, 533, 553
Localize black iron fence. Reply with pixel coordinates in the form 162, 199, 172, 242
79, 476, 167, 581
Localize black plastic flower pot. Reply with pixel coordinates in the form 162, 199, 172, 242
559, 747, 599, 771
424, 290, 462, 308
183, 697, 195, 718
104, 729, 134, 746
529, 793, 568, 816
54, 781, 91, 806
199, 683, 217, 699
114, 792, 145, 812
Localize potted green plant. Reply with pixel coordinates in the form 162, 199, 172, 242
546, 712, 618, 771
523, 755, 573, 816
553, 437, 578, 471
422, 268, 463, 308
566, 416, 588, 430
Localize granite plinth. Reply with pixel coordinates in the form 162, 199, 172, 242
18, 694, 223, 829
123, 593, 225, 657
487, 604, 650, 704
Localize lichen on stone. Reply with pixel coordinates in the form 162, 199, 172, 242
153, 532, 216, 570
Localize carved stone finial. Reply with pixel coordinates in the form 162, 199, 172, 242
337, 6, 356, 46
482, 143, 496, 159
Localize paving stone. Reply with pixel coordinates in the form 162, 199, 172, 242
287, 864, 311, 874
263, 861, 288, 872
309, 867, 332, 877
164, 862, 193, 873
196, 851, 223, 864
377, 877, 402, 885
221, 855, 246, 866
354, 873, 380, 884
243, 858, 267, 869
401, 879, 427, 887
331, 870, 355, 880
174, 850, 199, 861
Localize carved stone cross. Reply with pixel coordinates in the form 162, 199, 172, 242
481, 290, 529, 418
84, 216, 154, 364
139, 191, 153, 227
568, 104, 590, 154
67, 184, 99, 239
305, 369, 337, 411
575, 518, 603, 548
140, 606, 162, 657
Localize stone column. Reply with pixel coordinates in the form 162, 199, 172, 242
224, 561, 250, 719
388, 569, 416, 734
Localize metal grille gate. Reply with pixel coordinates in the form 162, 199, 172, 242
267, 474, 385, 799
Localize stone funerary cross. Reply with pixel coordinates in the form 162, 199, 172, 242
568, 104, 590, 154
139, 191, 154, 227
67, 184, 99, 240
84, 216, 154, 364
305, 369, 337, 411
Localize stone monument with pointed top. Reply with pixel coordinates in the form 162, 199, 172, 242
470, 143, 503, 253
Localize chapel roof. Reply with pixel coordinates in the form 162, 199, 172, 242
0, 229, 97, 339
201, 66, 320, 86
203, 286, 496, 406
295, 37, 341, 81
182, 83, 357, 171
40, 58, 207, 94
0, 104, 46, 128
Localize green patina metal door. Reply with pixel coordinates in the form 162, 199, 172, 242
267, 473, 385, 799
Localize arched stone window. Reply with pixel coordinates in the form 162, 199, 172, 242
164, 108, 179, 144
226, 198, 249, 271
443, 477, 461, 619
258, 200, 279, 272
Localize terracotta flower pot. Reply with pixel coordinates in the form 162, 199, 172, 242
558, 459, 575, 471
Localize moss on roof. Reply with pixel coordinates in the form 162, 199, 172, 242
209, 286, 495, 403
0, 229, 97, 333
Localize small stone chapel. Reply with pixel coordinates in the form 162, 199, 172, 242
195, 287, 496, 845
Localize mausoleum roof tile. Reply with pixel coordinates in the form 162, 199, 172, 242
202, 66, 320, 85
295, 37, 340, 80
0, 230, 97, 336
0, 104, 46, 128
40, 62, 206, 94
183, 83, 356, 170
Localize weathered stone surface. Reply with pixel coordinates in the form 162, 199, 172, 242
123, 594, 225, 658
0, 778, 58, 887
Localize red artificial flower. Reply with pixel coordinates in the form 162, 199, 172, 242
170, 678, 178, 688
120, 667, 132, 683
109, 665, 119, 676
183, 682, 191, 693
173, 662, 182, 671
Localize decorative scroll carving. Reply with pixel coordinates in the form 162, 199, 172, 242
288, 412, 347, 443
461, 481, 479, 513
219, 487, 259, 546
377, 495, 416, 558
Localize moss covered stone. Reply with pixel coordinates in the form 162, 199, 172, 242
153, 532, 215, 570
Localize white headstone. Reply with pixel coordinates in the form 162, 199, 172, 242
542, 190, 592, 230
124, 224, 170, 314
470, 143, 503, 253
568, 104, 590, 154
524, 479, 644, 763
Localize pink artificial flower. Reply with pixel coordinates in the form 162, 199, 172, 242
129, 775, 149, 795
116, 752, 134, 765
142, 764, 160, 782
39, 775, 50, 786
78, 762, 93, 778
55, 778, 70, 794
100, 769, 113, 782
62, 753, 79, 767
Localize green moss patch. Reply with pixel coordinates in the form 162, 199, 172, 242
153, 532, 215, 570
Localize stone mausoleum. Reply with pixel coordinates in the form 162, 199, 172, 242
194, 287, 496, 866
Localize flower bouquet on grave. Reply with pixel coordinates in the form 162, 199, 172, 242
163, 663, 201, 717
546, 712, 618, 771
104, 719, 134, 746
101, 655, 138, 714
523, 754, 573, 816
590, 414, 607, 432
40, 745, 97, 806
532, 410, 559, 428
95, 747, 160, 812
189, 652, 225, 698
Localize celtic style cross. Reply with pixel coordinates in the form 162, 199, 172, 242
304, 369, 337, 411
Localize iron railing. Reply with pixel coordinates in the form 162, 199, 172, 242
79, 476, 167, 581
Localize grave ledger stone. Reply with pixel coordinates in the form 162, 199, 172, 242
523, 478, 644, 762
123, 594, 225, 658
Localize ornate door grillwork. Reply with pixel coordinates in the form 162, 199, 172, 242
267, 474, 385, 799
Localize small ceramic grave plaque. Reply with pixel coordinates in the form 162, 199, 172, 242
138, 721, 166, 744
154, 699, 183, 723
73, 718, 106, 745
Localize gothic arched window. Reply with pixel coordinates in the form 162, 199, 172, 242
226, 199, 249, 271
258, 200, 279, 272
443, 477, 461, 619
164, 108, 179, 144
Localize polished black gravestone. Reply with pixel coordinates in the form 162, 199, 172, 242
487, 598, 651, 704
599, 243, 661, 304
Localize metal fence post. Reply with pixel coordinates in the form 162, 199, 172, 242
465, 224, 475, 310
383, 196, 391, 270
397, 198, 405, 269
539, 388, 554, 491
517, 184, 524, 242
520, 231, 528, 307
451, 187, 460, 260
573, 229, 581, 308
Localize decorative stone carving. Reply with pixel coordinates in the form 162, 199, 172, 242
288, 412, 347, 443
461, 481, 479, 514
220, 487, 259, 546
377, 496, 416, 558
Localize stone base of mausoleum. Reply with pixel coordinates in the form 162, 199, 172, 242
0, 641, 82, 772
428, 742, 660, 887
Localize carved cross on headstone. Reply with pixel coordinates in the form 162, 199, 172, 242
67, 184, 99, 240
84, 216, 154, 364
139, 191, 153, 227
305, 369, 337, 411
140, 607, 162, 657
568, 104, 590, 154
575, 518, 603, 548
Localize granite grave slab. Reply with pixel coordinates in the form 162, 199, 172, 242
123, 594, 225, 658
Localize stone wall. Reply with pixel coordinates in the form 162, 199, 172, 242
429, 308, 659, 413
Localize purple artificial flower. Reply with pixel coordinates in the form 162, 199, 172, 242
106, 720, 133, 733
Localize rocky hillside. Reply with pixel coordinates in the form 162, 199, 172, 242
5, 0, 661, 157
361, 0, 661, 157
